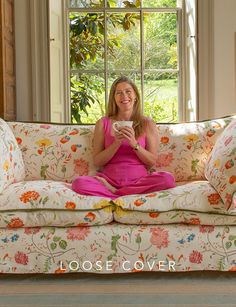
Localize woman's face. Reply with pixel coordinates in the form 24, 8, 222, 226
114, 82, 137, 112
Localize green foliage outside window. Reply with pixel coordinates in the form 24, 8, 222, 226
69, 0, 179, 123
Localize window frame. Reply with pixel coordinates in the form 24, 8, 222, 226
64, 0, 192, 123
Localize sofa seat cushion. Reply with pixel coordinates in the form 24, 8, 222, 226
113, 181, 236, 225
0, 181, 113, 228
0, 118, 25, 193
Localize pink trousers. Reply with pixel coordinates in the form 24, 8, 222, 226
72, 171, 176, 200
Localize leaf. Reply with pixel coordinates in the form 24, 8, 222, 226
217, 257, 225, 271
59, 240, 67, 250
136, 234, 141, 244
224, 226, 230, 233
53, 236, 61, 242
228, 235, 236, 241
42, 196, 49, 204
123, 20, 131, 30
225, 241, 232, 249
111, 235, 120, 253
50, 242, 57, 251
44, 257, 52, 273
91, 21, 97, 35
191, 159, 199, 175
77, 23, 85, 35
123, 1, 136, 8
157, 191, 169, 198
40, 165, 49, 179
49, 228, 56, 235
107, 254, 114, 261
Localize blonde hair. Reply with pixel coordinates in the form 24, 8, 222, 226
106, 76, 147, 138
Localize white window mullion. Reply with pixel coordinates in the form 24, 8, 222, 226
184, 0, 197, 121
177, 5, 184, 122
64, 0, 71, 122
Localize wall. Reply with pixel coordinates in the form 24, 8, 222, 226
198, 0, 236, 120
213, 0, 236, 117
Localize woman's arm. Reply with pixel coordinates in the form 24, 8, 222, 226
92, 118, 123, 167
119, 119, 158, 167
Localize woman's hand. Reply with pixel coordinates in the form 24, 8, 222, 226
119, 120, 158, 168
118, 126, 137, 148
113, 130, 125, 145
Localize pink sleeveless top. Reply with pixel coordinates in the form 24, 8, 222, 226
96, 117, 148, 187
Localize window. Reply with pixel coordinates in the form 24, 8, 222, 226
66, 0, 191, 124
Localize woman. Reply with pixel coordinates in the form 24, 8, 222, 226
72, 76, 176, 199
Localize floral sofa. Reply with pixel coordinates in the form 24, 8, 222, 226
0, 114, 236, 274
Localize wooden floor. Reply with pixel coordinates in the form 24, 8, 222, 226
0, 272, 236, 307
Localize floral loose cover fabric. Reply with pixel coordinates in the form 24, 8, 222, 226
8, 115, 236, 183
0, 118, 25, 193
155, 115, 236, 181
1, 180, 236, 228
8, 122, 98, 182
113, 181, 236, 225
205, 120, 236, 212
0, 180, 112, 227
0, 224, 236, 273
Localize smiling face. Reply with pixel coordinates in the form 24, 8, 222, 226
107, 76, 142, 121
114, 82, 137, 113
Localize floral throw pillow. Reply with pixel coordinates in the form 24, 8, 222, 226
0, 118, 25, 193
205, 120, 236, 211
8, 122, 97, 182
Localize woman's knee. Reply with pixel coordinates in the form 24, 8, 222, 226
163, 172, 176, 188
72, 176, 89, 192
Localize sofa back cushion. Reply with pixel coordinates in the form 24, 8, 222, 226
8, 122, 97, 182
9, 115, 236, 183
155, 115, 236, 181
0, 118, 25, 193
205, 120, 236, 211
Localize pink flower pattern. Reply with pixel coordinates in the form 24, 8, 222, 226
24, 227, 41, 235
189, 250, 203, 264
199, 225, 214, 233
150, 227, 169, 249
156, 153, 174, 168
66, 227, 91, 241
15, 251, 29, 265
74, 159, 89, 176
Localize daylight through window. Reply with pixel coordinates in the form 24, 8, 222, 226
67, 0, 182, 124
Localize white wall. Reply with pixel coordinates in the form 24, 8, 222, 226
213, 0, 236, 117
198, 0, 236, 120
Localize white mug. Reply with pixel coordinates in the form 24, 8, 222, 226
112, 121, 133, 133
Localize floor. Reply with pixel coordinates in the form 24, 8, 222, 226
0, 271, 235, 307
